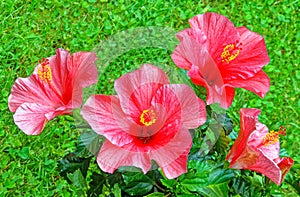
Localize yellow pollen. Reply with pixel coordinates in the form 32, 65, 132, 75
38, 63, 52, 83
262, 127, 286, 146
140, 109, 156, 126
221, 44, 240, 63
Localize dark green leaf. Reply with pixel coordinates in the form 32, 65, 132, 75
144, 192, 164, 197
198, 181, 229, 197
160, 178, 177, 190
180, 160, 235, 196
87, 172, 106, 197
213, 129, 230, 155
67, 169, 87, 189
57, 153, 92, 181
121, 171, 154, 196
79, 130, 103, 156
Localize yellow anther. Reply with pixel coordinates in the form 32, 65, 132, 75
262, 127, 286, 146
221, 44, 240, 64
140, 109, 156, 126
38, 63, 52, 83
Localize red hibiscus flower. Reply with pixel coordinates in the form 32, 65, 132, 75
81, 64, 206, 179
226, 108, 294, 185
8, 48, 98, 135
172, 12, 270, 108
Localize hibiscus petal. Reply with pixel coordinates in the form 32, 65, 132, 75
152, 84, 206, 129
172, 29, 206, 70
172, 29, 207, 70
32, 49, 98, 109
97, 140, 152, 174
226, 108, 261, 163
114, 64, 169, 122
150, 127, 192, 179
220, 27, 270, 81
248, 149, 282, 185
8, 76, 61, 112
34, 48, 69, 99
81, 95, 134, 147
229, 70, 270, 98
248, 123, 280, 160
188, 12, 239, 60
13, 103, 55, 135
70, 51, 98, 108
188, 64, 235, 108
277, 157, 294, 184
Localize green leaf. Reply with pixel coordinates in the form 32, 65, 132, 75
198, 181, 229, 197
210, 103, 227, 114
144, 192, 164, 197
214, 129, 230, 154
107, 171, 123, 186
121, 171, 154, 196
57, 152, 92, 181
212, 113, 234, 134
180, 160, 235, 196
197, 124, 219, 156
112, 183, 122, 197
160, 178, 177, 190
79, 130, 102, 156
67, 169, 87, 189
87, 172, 106, 197
231, 176, 260, 197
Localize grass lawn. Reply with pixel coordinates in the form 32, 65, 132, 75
0, 0, 299, 196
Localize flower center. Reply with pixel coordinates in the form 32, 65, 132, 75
221, 43, 240, 64
37, 58, 52, 83
262, 127, 286, 146
140, 109, 156, 126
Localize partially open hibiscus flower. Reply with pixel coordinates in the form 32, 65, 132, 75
81, 64, 206, 179
172, 12, 270, 108
226, 108, 294, 185
8, 48, 98, 135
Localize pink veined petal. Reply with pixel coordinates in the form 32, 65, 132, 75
114, 64, 169, 122
204, 85, 235, 109
229, 145, 259, 169
277, 157, 294, 184
33, 48, 69, 100
229, 70, 270, 98
248, 123, 280, 161
8, 76, 62, 112
150, 127, 192, 179
188, 64, 235, 108
226, 108, 261, 163
152, 84, 206, 129
13, 103, 55, 135
32, 49, 98, 109
81, 95, 134, 147
69, 51, 98, 108
172, 29, 207, 70
97, 140, 152, 174
176, 28, 207, 44
220, 27, 270, 81
188, 12, 239, 61
247, 148, 282, 185
172, 29, 206, 70
160, 147, 190, 179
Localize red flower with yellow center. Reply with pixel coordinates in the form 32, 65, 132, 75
172, 12, 270, 108
226, 108, 294, 185
8, 48, 98, 135
81, 64, 206, 179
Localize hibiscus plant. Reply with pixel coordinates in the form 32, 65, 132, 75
8, 12, 297, 196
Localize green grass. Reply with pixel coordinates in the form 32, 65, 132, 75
0, 0, 299, 196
